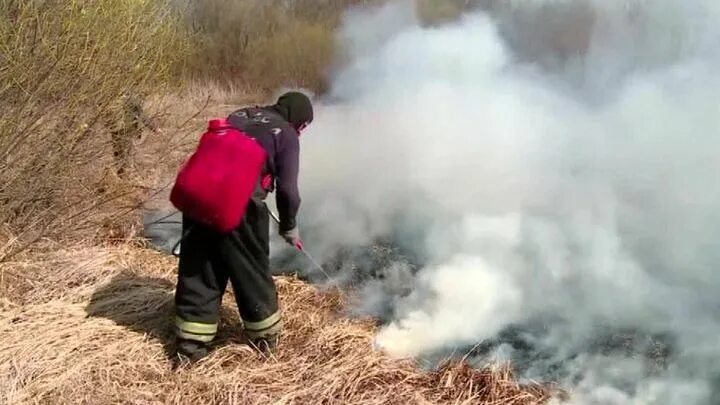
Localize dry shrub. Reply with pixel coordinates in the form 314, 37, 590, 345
244, 19, 336, 93
183, 0, 383, 93
0, 243, 556, 404
415, 0, 469, 26
0, 0, 188, 259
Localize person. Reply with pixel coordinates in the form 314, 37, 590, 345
173, 91, 313, 363
104, 92, 159, 177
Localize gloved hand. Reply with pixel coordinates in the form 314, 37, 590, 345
280, 227, 302, 249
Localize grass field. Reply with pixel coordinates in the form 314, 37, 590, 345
0, 1, 560, 403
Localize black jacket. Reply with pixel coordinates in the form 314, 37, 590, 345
228, 107, 301, 232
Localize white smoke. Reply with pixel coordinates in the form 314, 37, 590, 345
298, 0, 720, 403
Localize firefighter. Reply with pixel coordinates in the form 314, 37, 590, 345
173, 91, 313, 362
105, 92, 159, 177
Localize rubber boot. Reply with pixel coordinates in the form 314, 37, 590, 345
175, 338, 210, 365
251, 333, 279, 356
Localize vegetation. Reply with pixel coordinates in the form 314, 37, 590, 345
0, 0, 391, 258
0, 244, 553, 403
182, 0, 379, 92
415, 0, 467, 26
0, 0, 187, 257
0, 1, 556, 403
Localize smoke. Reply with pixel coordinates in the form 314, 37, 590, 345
297, 0, 720, 403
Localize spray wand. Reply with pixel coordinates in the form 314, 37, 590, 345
266, 206, 331, 280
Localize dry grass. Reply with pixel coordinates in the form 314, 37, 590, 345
0, 243, 555, 404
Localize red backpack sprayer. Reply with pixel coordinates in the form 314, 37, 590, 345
170, 118, 266, 233
169, 118, 328, 279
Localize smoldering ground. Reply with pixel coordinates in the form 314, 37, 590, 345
295, 0, 720, 404
144, 0, 720, 403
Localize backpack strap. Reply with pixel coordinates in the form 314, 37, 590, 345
229, 108, 275, 173
228, 107, 288, 192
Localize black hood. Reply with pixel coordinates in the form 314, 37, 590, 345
271, 91, 313, 131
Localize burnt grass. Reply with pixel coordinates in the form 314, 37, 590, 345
273, 234, 679, 398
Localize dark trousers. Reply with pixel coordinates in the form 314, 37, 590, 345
174, 198, 282, 343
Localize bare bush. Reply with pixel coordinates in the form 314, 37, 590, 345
182, 0, 383, 93
415, 0, 467, 26
0, 0, 188, 259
